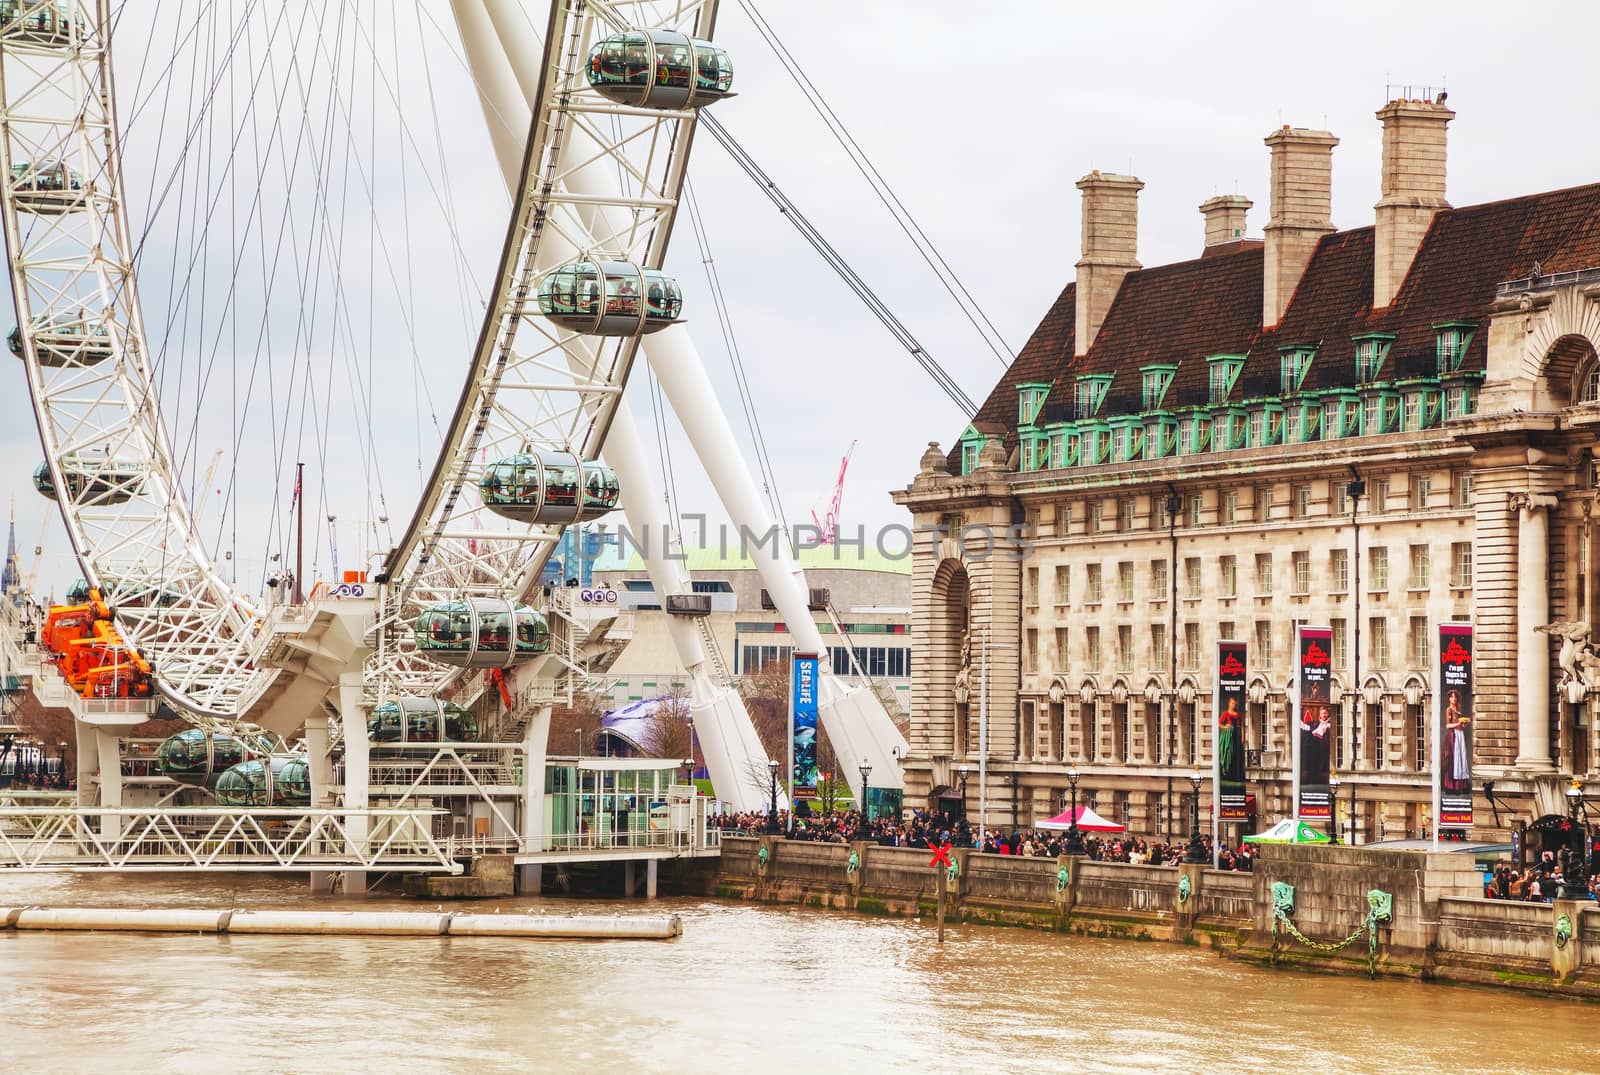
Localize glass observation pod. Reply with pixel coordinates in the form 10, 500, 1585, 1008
368, 696, 480, 744
8, 311, 113, 367
413, 597, 550, 669
33, 455, 143, 505
586, 30, 734, 109
9, 160, 86, 214
536, 261, 682, 337
477, 452, 620, 525
156, 729, 256, 787
0, 1, 82, 46
214, 755, 311, 807
65, 577, 91, 604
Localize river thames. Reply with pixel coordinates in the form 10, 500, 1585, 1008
0, 873, 1592, 1074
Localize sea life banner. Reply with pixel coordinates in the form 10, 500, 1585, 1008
791, 654, 820, 794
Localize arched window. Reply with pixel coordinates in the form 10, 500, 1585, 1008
1578, 359, 1600, 405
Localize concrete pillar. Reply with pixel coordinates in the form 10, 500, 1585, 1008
624, 860, 637, 899
646, 859, 658, 899
73, 717, 95, 807
95, 728, 122, 841
520, 703, 551, 854
1515, 494, 1558, 771
338, 671, 369, 895
304, 714, 335, 896
518, 863, 542, 896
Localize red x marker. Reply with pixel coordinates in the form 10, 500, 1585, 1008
928, 843, 952, 869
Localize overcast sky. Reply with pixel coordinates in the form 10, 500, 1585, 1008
4, 0, 1600, 597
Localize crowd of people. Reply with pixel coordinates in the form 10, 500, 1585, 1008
712, 808, 1256, 870
1485, 849, 1600, 902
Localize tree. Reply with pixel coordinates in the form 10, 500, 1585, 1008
642, 679, 692, 758
550, 686, 609, 757
738, 658, 790, 763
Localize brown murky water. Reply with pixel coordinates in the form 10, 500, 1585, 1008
0, 872, 1591, 1074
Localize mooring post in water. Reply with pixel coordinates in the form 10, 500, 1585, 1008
929, 842, 953, 943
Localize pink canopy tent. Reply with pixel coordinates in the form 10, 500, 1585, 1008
1036, 805, 1125, 833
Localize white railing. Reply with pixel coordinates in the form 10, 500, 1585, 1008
0, 806, 459, 872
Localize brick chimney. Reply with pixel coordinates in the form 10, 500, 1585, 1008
1262, 127, 1338, 329
1199, 194, 1252, 250
1373, 97, 1453, 309
1075, 171, 1143, 356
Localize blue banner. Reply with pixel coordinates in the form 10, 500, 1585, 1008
791, 655, 820, 793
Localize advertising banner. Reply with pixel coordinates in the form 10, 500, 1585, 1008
1293, 625, 1334, 821
1436, 622, 1474, 830
790, 653, 820, 796
1215, 640, 1250, 821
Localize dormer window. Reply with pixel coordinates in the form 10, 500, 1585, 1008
960, 440, 981, 475
1140, 365, 1176, 410
1075, 374, 1112, 418
1207, 354, 1244, 403
1434, 322, 1476, 374
1279, 346, 1315, 393
1017, 383, 1049, 427
1352, 333, 1395, 384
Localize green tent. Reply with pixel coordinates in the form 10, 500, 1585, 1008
1243, 818, 1331, 844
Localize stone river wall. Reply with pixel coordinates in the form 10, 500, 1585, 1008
712, 836, 1600, 998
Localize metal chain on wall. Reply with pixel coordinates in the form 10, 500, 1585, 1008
1269, 882, 1394, 978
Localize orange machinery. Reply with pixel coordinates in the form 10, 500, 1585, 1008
40, 591, 152, 699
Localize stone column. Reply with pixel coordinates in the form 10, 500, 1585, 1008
95, 728, 122, 841
338, 670, 369, 895
1514, 493, 1558, 771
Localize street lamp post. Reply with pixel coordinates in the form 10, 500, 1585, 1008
957, 763, 970, 821
1064, 764, 1085, 855
1348, 777, 1358, 846
859, 758, 872, 823
1560, 780, 1589, 900
574, 727, 583, 757
1329, 773, 1342, 844
767, 759, 780, 835
1185, 769, 1208, 863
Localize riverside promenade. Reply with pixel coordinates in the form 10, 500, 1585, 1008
715, 836, 1600, 998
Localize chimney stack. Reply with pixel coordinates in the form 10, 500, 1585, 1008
1373, 97, 1453, 309
1199, 194, 1252, 250
1075, 171, 1143, 357
1262, 127, 1338, 329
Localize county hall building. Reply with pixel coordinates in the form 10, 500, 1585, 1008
894, 96, 1600, 844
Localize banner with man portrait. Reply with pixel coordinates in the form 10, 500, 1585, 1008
1436, 622, 1474, 830
1293, 625, 1334, 821
1215, 640, 1250, 820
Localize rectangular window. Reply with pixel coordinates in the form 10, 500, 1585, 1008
1086, 563, 1104, 603
1025, 628, 1039, 673
1151, 559, 1169, 598
1280, 349, 1312, 393
1330, 548, 1349, 592
1372, 478, 1390, 513
1331, 618, 1348, 668
1370, 617, 1389, 669
1187, 494, 1203, 529
1409, 544, 1430, 590
1323, 401, 1341, 440
1219, 555, 1237, 598
1292, 550, 1311, 594
1119, 497, 1136, 533
1222, 491, 1238, 527
1254, 620, 1274, 664
1293, 484, 1312, 519
1183, 557, 1202, 598
1453, 471, 1474, 509
1249, 410, 1264, 447
961, 441, 981, 474
1086, 626, 1102, 671
1183, 623, 1201, 669
1054, 565, 1070, 604
1451, 542, 1473, 588
1091, 502, 1105, 534
1410, 475, 1432, 512
1151, 623, 1168, 667
1370, 546, 1389, 591
1117, 625, 1133, 670
1409, 616, 1430, 666
1254, 553, 1273, 595
1219, 620, 1236, 644
1255, 486, 1271, 523
1055, 627, 1070, 672
1026, 567, 1040, 606
1210, 362, 1231, 402
1332, 481, 1349, 518
1363, 395, 1380, 435
1153, 496, 1173, 531
1118, 561, 1135, 602
1403, 393, 1420, 431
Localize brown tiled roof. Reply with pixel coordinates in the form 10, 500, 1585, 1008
947, 282, 1075, 469
1201, 238, 1263, 259
954, 180, 1600, 445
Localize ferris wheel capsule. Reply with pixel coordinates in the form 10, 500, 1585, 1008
9, 310, 113, 367
413, 597, 550, 669
0, 1, 83, 46
33, 454, 144, 505
214, 755, 311, 806
478, 451, 620, 525
156, 729, 257, 787
9, 159, 86, 214
586, 31, 733, 110
369, 696, 480, 743
536, 260, 682, 336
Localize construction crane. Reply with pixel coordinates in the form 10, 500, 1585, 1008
811, 440, 857, 546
